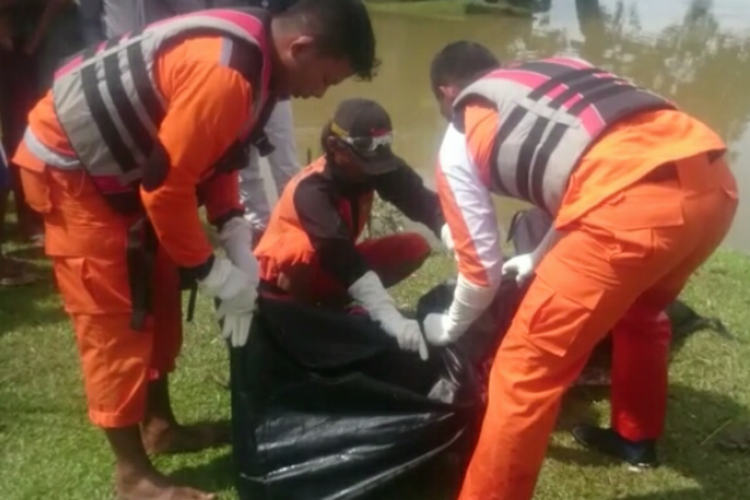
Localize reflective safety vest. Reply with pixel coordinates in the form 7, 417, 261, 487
49, 8, 275, 214
452, 57, 677, 214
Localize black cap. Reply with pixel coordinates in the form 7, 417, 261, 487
330, 98, 398, 175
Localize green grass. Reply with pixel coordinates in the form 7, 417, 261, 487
2, 240, 750, 499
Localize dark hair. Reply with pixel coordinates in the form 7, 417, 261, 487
430, 41, 500, 94
279, 0, 380, 81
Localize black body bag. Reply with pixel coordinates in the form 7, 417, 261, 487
230, 296, 485, 500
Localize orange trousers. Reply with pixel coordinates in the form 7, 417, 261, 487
457, 153, 738, 500
272, 233, 431, 303
19, 166, 183, 429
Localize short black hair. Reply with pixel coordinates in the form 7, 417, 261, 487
279, 0, 380, 81
430, 41, 500, 94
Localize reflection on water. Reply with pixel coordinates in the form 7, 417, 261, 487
289, 0, 750, 251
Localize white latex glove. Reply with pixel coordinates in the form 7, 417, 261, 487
219, 216, 258, 277
423, 312, 456, 346
349, 271, 429, 360
440, 223, 456, 259
501, 252, 536, 286
198, 256, 258, 347
502, 227, 565, 286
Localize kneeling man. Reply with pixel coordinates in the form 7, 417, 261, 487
254, 98, 452, 359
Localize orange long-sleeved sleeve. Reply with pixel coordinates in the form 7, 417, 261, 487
141, 36, 252, 269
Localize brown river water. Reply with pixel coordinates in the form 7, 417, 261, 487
268, 0, 750, 251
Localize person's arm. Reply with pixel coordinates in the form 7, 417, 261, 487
375, 157, 445, 237
293, 175, 369, 287
238, 149, 272, 236
22, 0, 71, 55
265, 99, 301, 196
78, 0, 106, 45
140, 56, 251, 277
432, 123, 504, 341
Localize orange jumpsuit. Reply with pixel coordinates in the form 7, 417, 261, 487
13, 36, 252, 429
436, 104, 738, 500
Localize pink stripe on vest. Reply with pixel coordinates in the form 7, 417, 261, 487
55, 55, 84, 79
485, 69, 608, 132
486, 70, 572, 104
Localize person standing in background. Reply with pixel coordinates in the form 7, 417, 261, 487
78, 0, 303, 244
236, 0, 302, 244
78, 0, 140, 43
0, 0, 82, 248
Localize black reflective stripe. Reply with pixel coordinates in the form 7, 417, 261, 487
527, 67, 599, 100
491, 65, 633, 203
226, 39, 263, 87
126, 36, 165, 128
516, 117, 550, 204
80, 46, 139, 172
490, 106, 526, 194
519, 74, 622, 205
567, 81, 637, 115
103, 39, 155, 160
529, 122, 567, 211
488, 133, 507, 194
494, 67, 600, 198
547, 74, 622, 110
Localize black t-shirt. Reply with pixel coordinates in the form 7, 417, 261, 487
292, 157, 445, 287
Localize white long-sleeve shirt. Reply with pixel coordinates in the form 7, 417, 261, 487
435, 123, 504, 339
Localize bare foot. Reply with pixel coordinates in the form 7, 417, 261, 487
115, 465, 215, 500
141, 420, 231, 455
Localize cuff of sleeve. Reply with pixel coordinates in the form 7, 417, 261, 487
211, 209, 247, 231
444, 273, 500, 340
183, 254, 216, 283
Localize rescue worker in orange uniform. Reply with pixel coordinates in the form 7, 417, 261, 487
255, 98, 454, 360
421, 41, 738, 500
11, 2, 379, 499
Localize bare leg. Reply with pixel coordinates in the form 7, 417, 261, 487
140, 376, 231, 455
107, 426, 216, 500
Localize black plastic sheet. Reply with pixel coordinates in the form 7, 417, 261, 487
229, 207, 731, 499
230, 297, 485, 500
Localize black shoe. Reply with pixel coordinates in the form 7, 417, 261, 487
571, 424, 659, 470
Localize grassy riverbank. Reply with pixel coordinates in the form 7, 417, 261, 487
1, 235, 749, 499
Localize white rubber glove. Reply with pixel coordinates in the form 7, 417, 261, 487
440, 223, 456, 259
423, 312, 454, 346
349, 271, 429, 360
424, 274, 498, 346
198, 256, 257, 347
501, 227, 565, 286
501, 252, 536, 285
219, 216, 259, 278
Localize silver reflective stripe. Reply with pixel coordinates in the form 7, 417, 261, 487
23, 128, 81, 170
219, 36, 234, 67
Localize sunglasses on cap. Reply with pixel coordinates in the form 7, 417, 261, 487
331, 122, 394, 157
